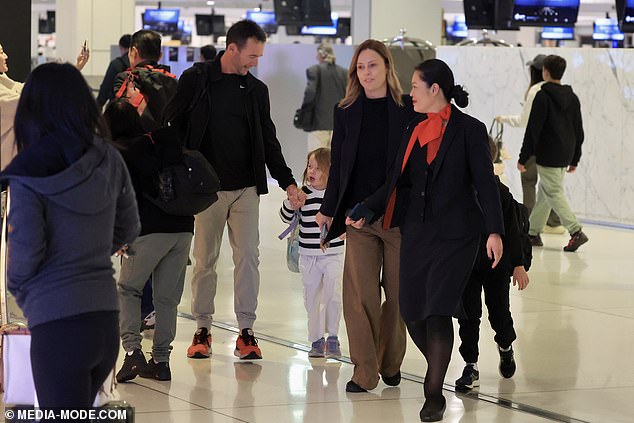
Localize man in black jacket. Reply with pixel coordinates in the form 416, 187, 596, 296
97, 34, 131, 108
164, 20, 302, 361
518, 55, 588, 252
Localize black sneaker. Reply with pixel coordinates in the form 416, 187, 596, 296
139, 359, 171, 381
563, 230, 589, 252
455, 365, 479, 392
499, 346, 516, 378
116, 349, 147, 383
529, 234, 543, 247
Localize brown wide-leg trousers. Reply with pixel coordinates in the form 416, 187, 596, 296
343, 220, 407, 390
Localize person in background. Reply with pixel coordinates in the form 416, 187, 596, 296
199, 44, 217, 62
164, 20, 302, 361
455, 136, 530, 393
1, 41, 89, 170
350, 59, 504, 421
316, 39, 416, 393
97, 34, 131, 108
518, 54, 588, 252
495, 54, 564, 234
0, 62, 140, 409
299, 42, 348, 152
280, 148, 345, 358
104, 99, 193, 383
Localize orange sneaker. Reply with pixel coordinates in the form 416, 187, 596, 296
187, 327, 212, 358
234, 328, 262, 360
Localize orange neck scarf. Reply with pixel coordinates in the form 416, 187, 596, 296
402, 103, 452, 170
382, 103, 452, 230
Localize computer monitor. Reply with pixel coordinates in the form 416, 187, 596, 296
336, 17, 351, 39
593, 18, 625, 41
273, 0, 303, 25
211, 15, 226, 36
142, 9, 180, 34
541, 26, 574, 40
300, 12, 338, 36
246, 10, 278, 34
463, 0, 517, 30
195, 14, 224, 36
512, 0, 580, 27
617, 0, 634, 33
302, 0, 333, 26
447, 15, 469, 39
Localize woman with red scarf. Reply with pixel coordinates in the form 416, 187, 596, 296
351, 59, 504, 422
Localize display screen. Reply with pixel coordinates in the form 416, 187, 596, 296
593, 18, 625, 40
447, 15, 469, 38
143, 9, 180, 34
512, 0, 579, 27
246, 10, 278, 34
622, 0, 634, 32
301, 12, 338, 36
541, 26, 574, 39
195, 14, 225, 36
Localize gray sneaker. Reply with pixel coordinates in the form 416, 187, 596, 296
325, 336, 341, 358
308, 337, 326, 358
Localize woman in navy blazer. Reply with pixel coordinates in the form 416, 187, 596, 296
316, 39, 417, 393
354, 59, 504, 421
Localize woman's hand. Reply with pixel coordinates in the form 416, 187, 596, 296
512, 266, 529, 290
75, 42, 90, 70
315, 212, 332, 231
345, 216, 365, 229
486, 233, 503, 269
114, 245, 129, 258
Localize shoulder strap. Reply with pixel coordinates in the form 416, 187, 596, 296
1, 188, 10, 326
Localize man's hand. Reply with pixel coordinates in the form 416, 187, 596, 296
517, 162, 526, 173
512, 266, 529, 290
487, 233, 503, 269
567, 165, 577, 173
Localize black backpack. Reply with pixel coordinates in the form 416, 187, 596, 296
512, 199, 533, 271
143, 126, 220, 216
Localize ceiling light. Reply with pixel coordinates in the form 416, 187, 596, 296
207, 1, 215, 5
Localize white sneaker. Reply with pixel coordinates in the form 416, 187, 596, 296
543, 225, 566, 235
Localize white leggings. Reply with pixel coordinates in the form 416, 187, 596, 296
299, 253, 344, 343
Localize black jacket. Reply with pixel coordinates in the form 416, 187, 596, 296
364, 105, 504, 240
519, 82, 584, 167
97, 53, 129, 107
115, 129, 194, 236
474, 177, 524, 277
321, 94, 417, 242
163, 51, 295, 195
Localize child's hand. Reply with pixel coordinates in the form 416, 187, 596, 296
512, 266, 529, 290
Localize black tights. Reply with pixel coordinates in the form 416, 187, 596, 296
406, 315, 453, 400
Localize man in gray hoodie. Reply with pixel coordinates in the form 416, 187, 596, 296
518, 54, 588, 252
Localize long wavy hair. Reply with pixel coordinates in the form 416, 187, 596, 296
339, 39, 403, 109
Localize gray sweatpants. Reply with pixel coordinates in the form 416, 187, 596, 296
118, 232, 192, 362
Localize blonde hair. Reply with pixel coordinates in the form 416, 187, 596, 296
339, 39, 403, 109
303, 147, 331, 186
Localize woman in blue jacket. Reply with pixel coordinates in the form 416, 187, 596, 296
1, 63, 140, 409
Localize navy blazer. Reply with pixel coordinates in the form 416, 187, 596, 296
365, 105, 504, 240
321, 94, 417, 242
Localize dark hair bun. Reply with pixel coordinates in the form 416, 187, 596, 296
450, 84, 469, 108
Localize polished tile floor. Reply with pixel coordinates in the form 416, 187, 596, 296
121, 188, 632, 423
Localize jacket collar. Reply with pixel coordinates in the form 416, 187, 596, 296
430, 104, 462, 183
207, 50, 257, 92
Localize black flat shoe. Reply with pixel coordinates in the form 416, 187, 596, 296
345, 380, 367, 393
382, 371, 401, 386
419, 396, 446, 422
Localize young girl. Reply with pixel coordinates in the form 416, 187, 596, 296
280, 148, 344, 358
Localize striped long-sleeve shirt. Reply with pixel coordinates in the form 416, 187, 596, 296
280, 186, 344, 256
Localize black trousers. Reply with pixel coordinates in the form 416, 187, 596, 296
457, 266, 516, 364
30, 311, 119, 410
